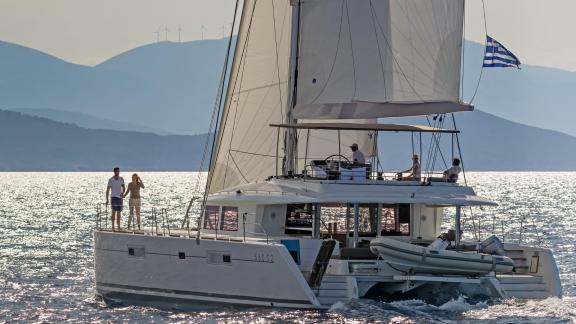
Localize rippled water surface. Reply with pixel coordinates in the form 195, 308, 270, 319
0, 172, 575, 323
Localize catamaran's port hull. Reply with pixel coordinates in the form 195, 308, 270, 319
93, 231, 321, 309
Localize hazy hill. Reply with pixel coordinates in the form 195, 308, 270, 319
461, 41, 576, 137
380, 110, 576, 171
1, 108, 575, 171
10, 108, 169, 134
0, 39, 228, 135
0, 110, 207, 171
0, 39, 574, 136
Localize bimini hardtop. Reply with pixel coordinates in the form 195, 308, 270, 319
370, 237, 515, 275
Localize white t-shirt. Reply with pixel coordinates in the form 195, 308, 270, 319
412, 161, 421, 178
107, 176, 125, 198
352, 150, 366, 164
447, 166, 462, 178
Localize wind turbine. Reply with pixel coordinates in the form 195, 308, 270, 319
201, 24, 206, 40
164, 25, 169, 41
154, 29, 160, 43
178, 25, 183, 43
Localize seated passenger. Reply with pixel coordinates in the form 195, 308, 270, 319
398, 154, 421, 181
349, 143, 365, 165
443, 158, 462, 182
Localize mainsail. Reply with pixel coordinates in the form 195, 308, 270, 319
209, 0, 468, 193
294, 0, 470, 119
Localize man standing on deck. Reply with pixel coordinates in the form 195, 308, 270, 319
106, 167, 125, 231
350, 143, 366, 165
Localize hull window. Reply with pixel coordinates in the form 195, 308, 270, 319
207, 251, 232, 265
127, 246, 145, 258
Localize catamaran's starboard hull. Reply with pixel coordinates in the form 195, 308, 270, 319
93, 231, 321, 309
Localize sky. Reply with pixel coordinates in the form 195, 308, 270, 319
0, 0, 575, 70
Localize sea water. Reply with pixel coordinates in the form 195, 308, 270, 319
0, 172, 575, 323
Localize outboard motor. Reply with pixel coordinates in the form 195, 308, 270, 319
478, 235, 505, 256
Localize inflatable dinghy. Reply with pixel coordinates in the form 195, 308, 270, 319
370, 237, 514, 275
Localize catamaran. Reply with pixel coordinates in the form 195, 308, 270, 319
93, 0, 561, 309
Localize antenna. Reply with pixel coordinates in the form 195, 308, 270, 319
164, 25, 169, 41
178, 25, 183, 43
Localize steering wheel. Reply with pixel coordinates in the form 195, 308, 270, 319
324, 154, 351, 165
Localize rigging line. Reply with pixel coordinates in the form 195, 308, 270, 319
229, 149, 278, 158
271, 0, 286, 118
469, 0, 488, 104
310, 0, 345, 104
429, 115, 445, 173
368, 2, 387, 99
369, 0, 425, 103
429, 114, 447, 174
228, 152, 250, 183
191, 68, 223, 197
344, 0, 358, 99
196, 0, 242, 237
460, 0, 466, 100
424, 115, 449, 170
451, 113, 468, 186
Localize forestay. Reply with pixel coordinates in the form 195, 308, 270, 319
293, 0, 470, 119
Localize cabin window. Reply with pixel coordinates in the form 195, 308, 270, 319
380, 204, 410, 236
203, 205, 220, 230
285, 204, 313, 234
220, 206, 239, 231
358, 205, 377, 236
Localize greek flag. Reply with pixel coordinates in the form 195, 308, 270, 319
483, 36, 521, 68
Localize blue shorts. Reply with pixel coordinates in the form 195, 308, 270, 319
111, 197, 123, 212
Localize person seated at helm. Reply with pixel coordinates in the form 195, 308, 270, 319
349, 143, 365, 165
398, 154, 421, 181
443, 158, 462, 182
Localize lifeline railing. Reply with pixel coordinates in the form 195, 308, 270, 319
95, 202, 198, 237
95, 204, 272, 244
292, 164, 459, 184
459, 211, 546, 247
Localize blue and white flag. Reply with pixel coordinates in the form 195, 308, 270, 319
483, 36, 521, 68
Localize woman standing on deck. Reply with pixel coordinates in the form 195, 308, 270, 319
124, 173, 145, 230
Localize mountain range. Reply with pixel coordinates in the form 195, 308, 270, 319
0, 39, 227, 135
0, 39, 575, 171
0, 39, 574, 137
0, 109, 206, 171
1, 108, 574, 171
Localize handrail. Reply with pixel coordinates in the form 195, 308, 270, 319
94, 202, 200, 237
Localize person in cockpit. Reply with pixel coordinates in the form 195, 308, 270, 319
350, 143, 365, 165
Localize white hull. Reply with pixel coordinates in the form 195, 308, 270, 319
94, 231, 321, 309
94, 230, 561, 309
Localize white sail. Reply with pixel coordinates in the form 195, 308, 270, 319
293, 0, 470, 119
209, 0, 292, 193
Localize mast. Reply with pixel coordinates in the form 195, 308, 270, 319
283, 0, 301, 175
